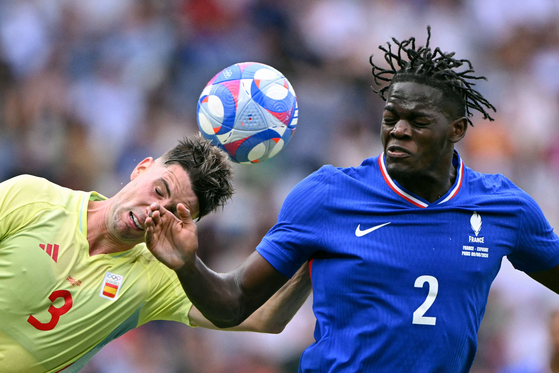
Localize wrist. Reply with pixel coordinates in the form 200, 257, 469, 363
175, 256, 199, 276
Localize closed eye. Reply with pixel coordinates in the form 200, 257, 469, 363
382, 117, 398, 125
155, 188, 163, 197
411, 118, 431, 127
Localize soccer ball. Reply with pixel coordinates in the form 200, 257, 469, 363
196, 62, 298, 163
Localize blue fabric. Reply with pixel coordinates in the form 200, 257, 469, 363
256, 153, 559, 373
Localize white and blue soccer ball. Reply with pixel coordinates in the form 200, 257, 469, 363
196, 62, 298, 163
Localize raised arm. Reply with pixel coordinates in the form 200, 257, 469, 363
189, 263, 311, 333
145, 202, 301, 328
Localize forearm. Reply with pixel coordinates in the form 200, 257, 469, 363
189, 264, 311, 332
238, 262, 312, 333
145, 203, 292, 327
176, 252, 289, 328
176, 256, 245, 328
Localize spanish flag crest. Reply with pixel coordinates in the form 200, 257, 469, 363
99, 272, 123, 301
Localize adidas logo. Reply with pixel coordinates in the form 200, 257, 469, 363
40, 243, 59, 262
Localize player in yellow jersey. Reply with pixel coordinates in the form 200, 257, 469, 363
0, 135, 311, 373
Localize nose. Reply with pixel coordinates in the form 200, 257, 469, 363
391, 120, 411, 138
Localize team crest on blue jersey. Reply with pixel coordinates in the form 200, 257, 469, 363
99, 272, 123, 301
470, 212, 482, 236
462, 211, 489, 259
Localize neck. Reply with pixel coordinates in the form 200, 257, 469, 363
87, 200, 136, 256
399, 165, 456, 203
387, 152, 457, 203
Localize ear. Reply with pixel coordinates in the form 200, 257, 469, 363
130, 157, 154, 181
448, 117, 468, 144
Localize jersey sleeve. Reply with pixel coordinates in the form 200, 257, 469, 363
507, 192, 559, 273
137, 257, 194, 327
256, 167, 333, 278
0, 175, 55, 241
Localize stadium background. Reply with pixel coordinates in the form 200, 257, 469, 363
0, 0, 558, 372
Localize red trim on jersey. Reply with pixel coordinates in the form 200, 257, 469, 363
378, 154, 427, 208
440, 158, 464, 203
56, 363, 72, 372
308, 259, 313, 285
379, 153, 463, 207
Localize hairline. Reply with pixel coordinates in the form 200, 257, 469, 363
386, 80, 464, 122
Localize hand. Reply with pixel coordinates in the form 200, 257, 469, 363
144, 202, 198, 270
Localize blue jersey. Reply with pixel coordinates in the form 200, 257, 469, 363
256, 152, 559, 373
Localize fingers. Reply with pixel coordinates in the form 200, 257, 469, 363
145, 217, 153, 243
145, 228, 152, 244
146, 202, 190, 226
144, 209, 159, 242
148, 202, 164, 215
144, 212, 160, 231
176, 203, 191, 222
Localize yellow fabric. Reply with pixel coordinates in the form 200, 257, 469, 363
0, 175, 193, 373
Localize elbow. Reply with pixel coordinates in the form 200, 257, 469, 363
210, 308, 249, 329
211, 318, 243, 329
265, 323, 286, 334
250, 317, 290, 334
210, 314, 246, 329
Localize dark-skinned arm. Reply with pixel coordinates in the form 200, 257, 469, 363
145, 202, 306, 328
189, 262, 311, 332
528, 263, 559, 294
176, 252, 293, 328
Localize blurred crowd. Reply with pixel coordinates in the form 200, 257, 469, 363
1, 0, 559, 372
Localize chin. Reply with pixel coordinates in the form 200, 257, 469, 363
385, 162, 418, 181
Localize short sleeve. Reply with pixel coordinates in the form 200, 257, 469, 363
507, 193, 559, 273
256, 167, 333, 278
0, 175, 55, 241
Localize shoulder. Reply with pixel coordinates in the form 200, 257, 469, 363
1, 175, 71, 199
465, 168, 540, 209
467, 169, 524, 196
295, 156, 380, 191
280, 157, 380, 216
278, 166, 338, 218
0, 175, 85, 225
285, 165, 341, 205
2, 174, 47, 189
0, 175, 60, 209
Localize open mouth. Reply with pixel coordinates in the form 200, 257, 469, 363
130, 212, 143, 231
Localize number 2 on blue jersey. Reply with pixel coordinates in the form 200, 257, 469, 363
413, 275, 438, 326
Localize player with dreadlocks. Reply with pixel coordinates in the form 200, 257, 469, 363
371, 26, 495, 126
144, 28, 559, 372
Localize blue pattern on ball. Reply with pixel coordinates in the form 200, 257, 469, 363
213, 65, 243, 84
250, 80, 296, 114
197, 62, 298, 163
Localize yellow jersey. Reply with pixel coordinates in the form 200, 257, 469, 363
0, 175, 193, 373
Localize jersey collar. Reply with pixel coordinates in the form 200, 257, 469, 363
378, 151, 464, 208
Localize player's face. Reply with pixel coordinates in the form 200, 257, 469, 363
381, 82, 465, 184
108, 158, 199, 243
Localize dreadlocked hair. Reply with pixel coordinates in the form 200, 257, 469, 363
163, 135, 234, 220
369, 26, 496, 126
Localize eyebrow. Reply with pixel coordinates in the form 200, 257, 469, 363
384, 105, 432, 118
383, 106, 397, 114
160, 178, 171, 197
